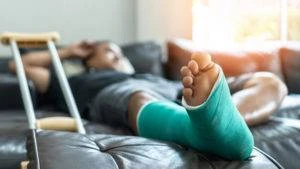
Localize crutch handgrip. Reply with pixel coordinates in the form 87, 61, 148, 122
0, 32, 60, 48
20, 161, 29, 169
36, 117, 78, 132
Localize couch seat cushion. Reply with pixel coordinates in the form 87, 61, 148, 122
26, 130, 282, 169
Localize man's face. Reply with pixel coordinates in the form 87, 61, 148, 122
85, 42, 134, 73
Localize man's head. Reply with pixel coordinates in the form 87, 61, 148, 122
84, 41, 135, 74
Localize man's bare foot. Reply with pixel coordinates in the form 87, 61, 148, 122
180, 53, 220, 106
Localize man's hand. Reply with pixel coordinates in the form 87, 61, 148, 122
64, 41, 95, 59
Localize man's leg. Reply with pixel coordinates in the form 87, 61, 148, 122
128, 53, 253, 160
128, 92, 158, 133
229, 73, 287, 126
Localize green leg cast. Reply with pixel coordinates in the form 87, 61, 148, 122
137, 71, 254, 160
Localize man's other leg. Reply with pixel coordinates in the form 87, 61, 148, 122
228, 73, 287, 126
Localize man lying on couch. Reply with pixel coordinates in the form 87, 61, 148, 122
9, 41, 287, 160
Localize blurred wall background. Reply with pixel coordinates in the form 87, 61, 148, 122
0, 0, 192, 55
137, 0, 192, 42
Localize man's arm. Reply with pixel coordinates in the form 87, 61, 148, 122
8, 48, 72, 93
8, 41, 94, 93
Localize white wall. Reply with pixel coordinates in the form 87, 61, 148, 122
0, 0, 136, 55
0, 0, 193, 56
137, 0, 192, 42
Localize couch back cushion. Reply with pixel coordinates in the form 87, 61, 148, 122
166, 39, 282, 80
0, 58, 10, 73
280, 44, 300, 94
0, 74, 37, 110
122, 41, 163, 76
209, 49, 282, 78
19, 41, 164, 77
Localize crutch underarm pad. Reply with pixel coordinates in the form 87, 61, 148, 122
36, 117, 78, 132
0, 32, 60, 47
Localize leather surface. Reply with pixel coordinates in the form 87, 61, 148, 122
121, 41, 164, 76
165, 39, 194, 80
19, 41, 164, 77
0, 58, 10, 73
276, 94, 300, 119
0, 73, 36, 110
0, 112, 27, 169
0, 111, 66, 169
280, 45, 300, 94
166, 39, 300, 94
209, 50, 282, 78
166, 39, 283, 80
251, 94, 300, 169
251, 121, 300, 169
0, 110, 133, 169
27, 130, 281, 169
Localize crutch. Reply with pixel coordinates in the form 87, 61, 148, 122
1, 32, 87, 169
0, 32, 86, 133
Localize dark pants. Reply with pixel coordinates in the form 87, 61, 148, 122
89, 73, 253, 127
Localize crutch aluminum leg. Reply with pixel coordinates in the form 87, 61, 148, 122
10, 40, 37, 129
47, 40, 85, 134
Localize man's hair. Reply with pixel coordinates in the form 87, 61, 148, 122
82, 40, 111, 67
93, 40, 111, 46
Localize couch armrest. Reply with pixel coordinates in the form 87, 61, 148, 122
166, 39, 282, 80
280, 43, 300, 94
0, 73, 37, 110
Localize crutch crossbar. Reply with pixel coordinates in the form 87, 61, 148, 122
0, 32, 60, 48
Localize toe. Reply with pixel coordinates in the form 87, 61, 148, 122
191, 52, 214, 71
180, 66, 192, 77
188, 60, 199, 75
182, 76, 193, 87
183, 88, 193, 100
